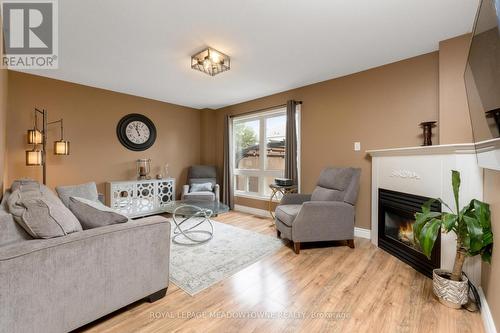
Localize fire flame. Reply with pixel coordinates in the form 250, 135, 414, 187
398, 221, 415, 245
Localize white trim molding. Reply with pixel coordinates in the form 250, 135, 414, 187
479, 287, 498, 333
234, 204, 270, 218
354, 227, 371, 240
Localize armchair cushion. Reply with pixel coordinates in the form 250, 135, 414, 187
183, 191, 215, 201
311, 186, 344, 202
275, 204, 302, 227
190, 182, 213, 192
280, 193, 311, 205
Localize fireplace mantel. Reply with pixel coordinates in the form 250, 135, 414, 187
367, 143, 483, 285
367, 142, 476, 157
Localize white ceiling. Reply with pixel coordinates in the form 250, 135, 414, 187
19, 0, 480, 109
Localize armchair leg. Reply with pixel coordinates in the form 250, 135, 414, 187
277, 230, 281, 238
294, 242, 300, 254
347, 239, 355, 249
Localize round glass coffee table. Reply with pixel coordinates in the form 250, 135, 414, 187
163, 200, 229, 245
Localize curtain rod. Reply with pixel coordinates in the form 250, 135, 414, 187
228, 101, 302, 119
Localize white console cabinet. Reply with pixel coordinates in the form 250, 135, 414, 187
105, 178, 175, 218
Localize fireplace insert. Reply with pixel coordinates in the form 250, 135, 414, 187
378, 188, 441, 277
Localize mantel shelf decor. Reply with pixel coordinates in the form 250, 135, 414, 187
25, 108, 70, 184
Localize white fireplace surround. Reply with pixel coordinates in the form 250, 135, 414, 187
367, 143, 483, 285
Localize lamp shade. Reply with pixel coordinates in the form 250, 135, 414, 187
27, 129, 43, 144
54, 140, 70, 155
26, 149, 43, 166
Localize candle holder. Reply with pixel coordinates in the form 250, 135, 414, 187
420, 121, 437, 146
136, 159, 152, 180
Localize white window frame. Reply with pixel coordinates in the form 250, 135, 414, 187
231, 107, 299, 200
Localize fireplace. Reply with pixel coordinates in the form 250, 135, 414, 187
378, 189, 441, 277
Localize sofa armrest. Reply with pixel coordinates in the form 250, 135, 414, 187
181, 184, 190, 200
280, 193, 311, 205
293, 201, 355, 242
0, 216, 171, 333
214, 184, 220, 202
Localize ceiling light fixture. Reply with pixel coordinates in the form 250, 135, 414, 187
191, 47, 230, 77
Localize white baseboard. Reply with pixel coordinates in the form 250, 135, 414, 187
234, 205, 271, 218
354, 227, 371, 240
479, 287, 498, 333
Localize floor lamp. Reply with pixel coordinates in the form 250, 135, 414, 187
25, 108, 70, 185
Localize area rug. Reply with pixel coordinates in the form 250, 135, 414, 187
168, 218, 282, 295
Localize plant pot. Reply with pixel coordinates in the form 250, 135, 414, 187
432, 269, 469, 309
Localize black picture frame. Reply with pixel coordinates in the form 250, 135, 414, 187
116, 113, 157, 151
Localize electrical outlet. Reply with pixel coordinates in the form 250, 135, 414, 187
354, 142, 361, 151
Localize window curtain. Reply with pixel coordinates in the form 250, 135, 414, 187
222, 114, 234, 209
285, 100, 299, 185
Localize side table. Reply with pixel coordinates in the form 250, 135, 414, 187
268, 183, 298, 219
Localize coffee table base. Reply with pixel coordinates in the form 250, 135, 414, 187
172, 205, 214, 245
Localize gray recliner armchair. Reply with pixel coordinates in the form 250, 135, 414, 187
181, 165, 220, 202
275, 167, 361, 254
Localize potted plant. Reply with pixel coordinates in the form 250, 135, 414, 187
414, 170, 493, 309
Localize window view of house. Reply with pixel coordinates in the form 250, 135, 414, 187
233, 111, 287, 197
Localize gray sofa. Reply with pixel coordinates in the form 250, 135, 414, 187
0, 189, 171, 333
275, 167, 361, 254
181, 165, 220, 202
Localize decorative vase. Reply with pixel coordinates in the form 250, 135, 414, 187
432, 269, 469, 309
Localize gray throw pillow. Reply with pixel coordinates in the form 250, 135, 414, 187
68, 196, 128, 230
56, 182, 99, 207
190, 182, 213, 193
7, 182, 82, 239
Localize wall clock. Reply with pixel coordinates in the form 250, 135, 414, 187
116, 114, 157, 151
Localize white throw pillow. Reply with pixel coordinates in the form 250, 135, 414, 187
190, 183, 213, 192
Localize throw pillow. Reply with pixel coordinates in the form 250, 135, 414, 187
7, 181, 83, 239
56, 182, 99, 207
190, 182, 213, 193
68, 196, 128, 230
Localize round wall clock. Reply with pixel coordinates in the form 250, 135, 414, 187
116, 114, 157, 151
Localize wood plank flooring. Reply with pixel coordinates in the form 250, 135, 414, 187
80, 212, 484, 333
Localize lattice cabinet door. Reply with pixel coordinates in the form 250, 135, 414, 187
157, 179, 175, 208
134, 181, 156, 215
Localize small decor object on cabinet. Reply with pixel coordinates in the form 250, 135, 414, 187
117, 114, 157, 151
420, 121, 437, 146
136, 159, 151, 180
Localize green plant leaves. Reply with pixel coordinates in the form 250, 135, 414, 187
418, 218, 442, 259
452, 170, 461, 215
413, 170, 493, 267
441, 212, 457, 232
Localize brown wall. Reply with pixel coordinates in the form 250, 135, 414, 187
482, 169, 500, 328
438, 34, 474, 144
0, 17, 7, 195
6, 71, 201, 196
202, 52, 440, 229
0, 68, 6, 195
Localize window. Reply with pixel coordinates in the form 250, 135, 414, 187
232, 108, 298, 199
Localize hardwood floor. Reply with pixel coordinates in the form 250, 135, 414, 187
80, 212, 484, 333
